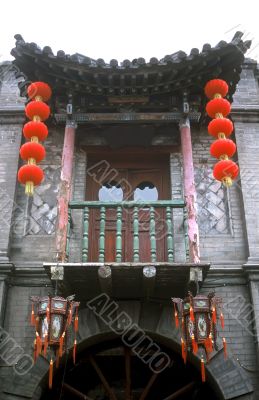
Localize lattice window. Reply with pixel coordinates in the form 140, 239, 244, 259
195, 164, 230, 235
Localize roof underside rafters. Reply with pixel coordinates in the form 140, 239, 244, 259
11, 32, 251, 101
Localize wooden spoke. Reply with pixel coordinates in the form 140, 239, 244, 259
161, 381, 196, 400
124, 347, 131, 400
89, 355, 118, 400
63, 383, 94, 400
139, 372, 159, 400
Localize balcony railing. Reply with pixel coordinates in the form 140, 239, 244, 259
66, 200, 189, 263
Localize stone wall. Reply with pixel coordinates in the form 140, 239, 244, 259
10, 127, 63, 263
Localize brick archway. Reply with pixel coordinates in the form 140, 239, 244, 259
1, 301, 253, 400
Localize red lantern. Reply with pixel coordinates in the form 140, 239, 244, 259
213, 160, 239, 187
18, 164, 44, 195
210, 139, 236, 159
25, 101, 50, 121
206, 98, 231, 118
23, 121, 48, 142
208, 118, 233, 138
20, 142, 46, 163
204, 79, 229, 99
27, 82, 52, 102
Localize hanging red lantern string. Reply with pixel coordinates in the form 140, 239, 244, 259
210, 139, 236, 160
23, 121, 48, 142
208, 118, 233, 139
18, 81, 52, 196
18, 164, 44, 196
213, 160, 239, 187
27, 81, 52, 102
204, 78, 239, 187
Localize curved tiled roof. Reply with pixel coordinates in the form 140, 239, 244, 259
11, 32, 251, 99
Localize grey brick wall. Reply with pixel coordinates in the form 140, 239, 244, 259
0, 58, 259, 399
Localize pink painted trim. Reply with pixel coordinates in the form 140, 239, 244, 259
180, 118, 200, 263
56, 123, 76, 261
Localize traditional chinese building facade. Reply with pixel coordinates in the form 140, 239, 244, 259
0, 32, 259, 399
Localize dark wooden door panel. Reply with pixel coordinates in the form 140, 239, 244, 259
86, 154, 170, 262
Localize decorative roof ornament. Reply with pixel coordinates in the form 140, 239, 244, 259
172, 292, 226, 382
204, 79, 239, 187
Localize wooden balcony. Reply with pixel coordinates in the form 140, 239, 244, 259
66, 200, 190, 263
44, 200, 209, 301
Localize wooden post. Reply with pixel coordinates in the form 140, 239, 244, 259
179, 117, 200, 263
56, 120, 76, 262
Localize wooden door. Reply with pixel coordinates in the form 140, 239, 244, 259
86, 153, 170, 262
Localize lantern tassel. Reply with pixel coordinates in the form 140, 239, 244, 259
56, 349, 60, 368
205, 333, 213, 354
190, 306, 195, 322
220, 312, 225, 329
36, 332, 42, 357
174, 304, 179, 328
31, 303, 35, 326
49, 359, 53, 389
181, 338, 187, 364
74, 308, 79, 333
201, 357, 206, 382
191, 335, 198, 354
33, 339, 37, 363
46, 303, 50, 323
59, 332, 65, 357
67, 306, 72, 326
43, 334, 48, 357
212, 307, 217, 324
223, 337, 227, 359
73, 339, 77, 365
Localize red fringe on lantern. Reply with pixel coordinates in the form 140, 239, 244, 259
191, 335, 198, 354
73, 340, 77, 365
205, 333, 213, 354
46, 302, 50, 323
181, 338, 187, 364
67, 307, 72, 326
220, 313, 225, 329
74, 308, 79, 333
31, 304, 35, 326
190, 306, 195, 322
223, 338, 227, 359
36, 332, 42, 358
174, 304, 179, 328
212, 307, 217, 324
59, 332, 65, 357
43, 334, 48, 357
49, 359, 53, 389
56, 349, 60, 368
33, 339, 37, 363
201, 357, 206, 382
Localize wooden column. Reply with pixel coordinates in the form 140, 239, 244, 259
56, 120, 76, 261
179, 117, 200, 263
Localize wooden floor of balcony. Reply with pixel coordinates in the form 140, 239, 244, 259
44, 262, 210, 302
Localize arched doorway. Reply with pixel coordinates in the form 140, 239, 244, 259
41, 336, 219, 400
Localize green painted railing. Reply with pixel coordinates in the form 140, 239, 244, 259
66, 200, 189, 263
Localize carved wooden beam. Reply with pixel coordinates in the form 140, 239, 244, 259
139, 372, 159, 400
161, 381, 196, 400
124, 347, 131, 400
89, 355, 118, 400
63, 383, 94, 400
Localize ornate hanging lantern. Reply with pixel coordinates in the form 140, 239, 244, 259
18, 81, 51, 196
172, 292, 227, 382
204, 79, 239, 187
30, 295, 80, 389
